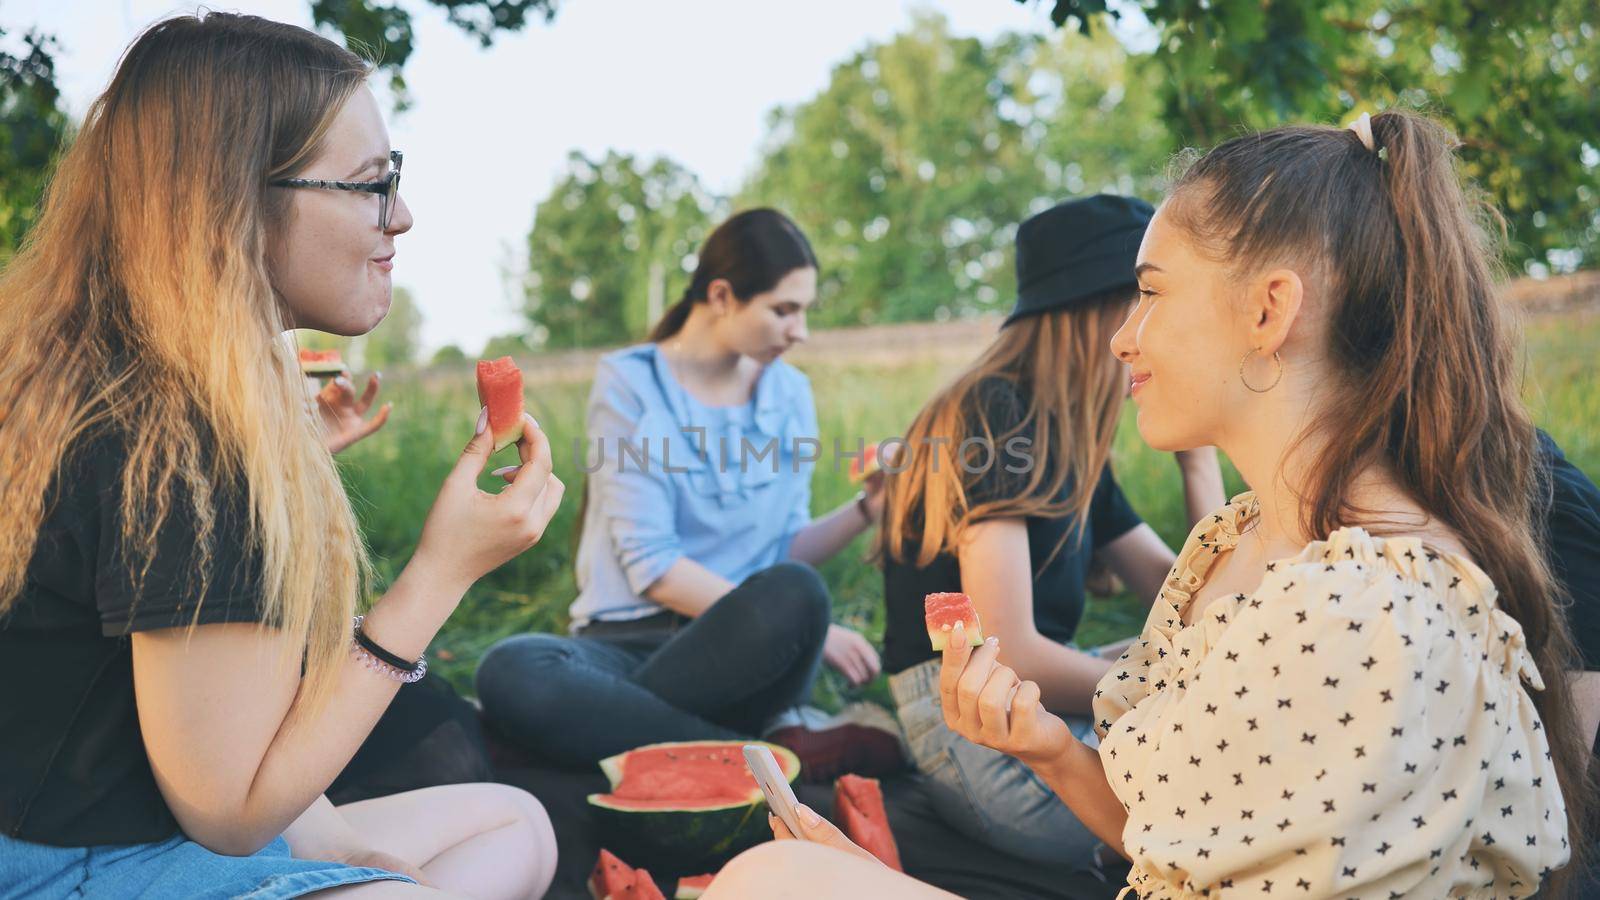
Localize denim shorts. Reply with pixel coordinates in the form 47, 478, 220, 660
889, 657, 1105, 869
0, 831, 415, 899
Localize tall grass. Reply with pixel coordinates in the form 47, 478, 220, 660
333, 309, 1599, 702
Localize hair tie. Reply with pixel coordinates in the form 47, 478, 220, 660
1347, 111, 1376, 153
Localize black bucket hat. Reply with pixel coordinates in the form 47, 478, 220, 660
1003, 194, 1154, 327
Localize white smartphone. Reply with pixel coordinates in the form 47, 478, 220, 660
743, 743, 805, 839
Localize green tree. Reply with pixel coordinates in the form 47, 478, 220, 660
0, 28, 71, 265
739, 13, 1034, 326
430, 344, 468, 366
524, 151, 720, 348
480, 332, 532, 359
740, 13, 1169, 326
308, 0, 559, 107
1020, 0, 1600, 271
363, 285, 423, 367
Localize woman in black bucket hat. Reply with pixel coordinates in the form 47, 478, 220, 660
866, 194, 1226, 867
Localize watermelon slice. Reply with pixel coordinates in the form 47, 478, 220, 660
298, 348, 347, 378
849, 443, 882, 483
475, 356, 525, 453
588, 740, 800, 872
925, 591, 984, 651
674, 874, 715, 899
835, 775, 903, 871
588, 849, 665, 900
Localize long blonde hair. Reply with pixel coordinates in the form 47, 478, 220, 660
0, 12, 374, 709
879, 293, 1131, 569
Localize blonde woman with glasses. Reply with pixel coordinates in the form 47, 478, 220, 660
0, 12, 561, 898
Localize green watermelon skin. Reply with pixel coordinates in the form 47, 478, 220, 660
587, 740, 799, 873
589, 798, 765, 874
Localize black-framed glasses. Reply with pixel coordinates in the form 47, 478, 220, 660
270, 150, 403, 230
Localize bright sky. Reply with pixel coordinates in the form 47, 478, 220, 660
10, 0, 1075, 354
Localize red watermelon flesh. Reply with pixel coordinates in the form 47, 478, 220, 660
849, 443, 881, 483
628, 869, 666, 900
674, 874, 715, 899
925, 591, 984, 651
297, 348, 346, 377
835, 775, 903, 871
475, 356, 525, 453
588, 850, 665, 900
600, 743, 770, 807
589, 849, 632, 899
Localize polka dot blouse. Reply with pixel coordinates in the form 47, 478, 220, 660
1092, 493, 1569, 899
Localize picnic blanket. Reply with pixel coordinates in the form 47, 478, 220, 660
496, 761, 1123, 900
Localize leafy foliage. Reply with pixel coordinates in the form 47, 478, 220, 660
1019, 0, 1600, 271
0, 27, 70, 265
739, 15, 1170, 328
523, 151, 721, 348
309, 0, 559, 107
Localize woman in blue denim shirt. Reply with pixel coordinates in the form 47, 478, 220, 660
478, 210, 902, 780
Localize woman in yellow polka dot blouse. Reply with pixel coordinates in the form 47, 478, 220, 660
703, 110, 1591, 900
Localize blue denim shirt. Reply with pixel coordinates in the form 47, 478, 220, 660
568, 344, 818, 628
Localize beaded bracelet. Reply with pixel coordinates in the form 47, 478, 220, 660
351, 615, 427, 683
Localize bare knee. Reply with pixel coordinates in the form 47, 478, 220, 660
484, 783, 557, 894
705, 841, 822, 898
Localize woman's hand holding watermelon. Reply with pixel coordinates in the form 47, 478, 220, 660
410, 409, 565, 594
938, 625, 1075, 770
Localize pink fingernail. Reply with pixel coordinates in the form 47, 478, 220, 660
799, 804, 821, 827
475, 407, 487, 434
492, 465, 518, 477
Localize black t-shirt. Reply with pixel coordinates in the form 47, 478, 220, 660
1, 432, 265, 847
881, 379, 1143, 675
1538, 430, 1600, 672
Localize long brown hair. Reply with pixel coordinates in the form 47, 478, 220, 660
1169, 108, 1592, 891
0, 13, 374, 710
879, 293, 1131, 569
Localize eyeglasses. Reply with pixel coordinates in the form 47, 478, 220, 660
270, 150, 403, 230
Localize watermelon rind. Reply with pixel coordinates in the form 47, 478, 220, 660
588, 740, 799, 872
674, 874, 714, 899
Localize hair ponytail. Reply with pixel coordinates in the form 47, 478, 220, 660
645, 208, 817, 343
646, 293, 697, 344
1170, 109, 1592, 891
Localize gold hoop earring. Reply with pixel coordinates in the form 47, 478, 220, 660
1239, 348, 1284, 393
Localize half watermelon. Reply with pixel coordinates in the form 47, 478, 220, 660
588, 740, 800, 872
475, 356, 525, 453
925, 591, 984, 651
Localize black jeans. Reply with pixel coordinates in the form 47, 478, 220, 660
475, 561, 831, 768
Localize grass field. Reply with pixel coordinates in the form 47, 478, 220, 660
333, 308, 1600, 708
